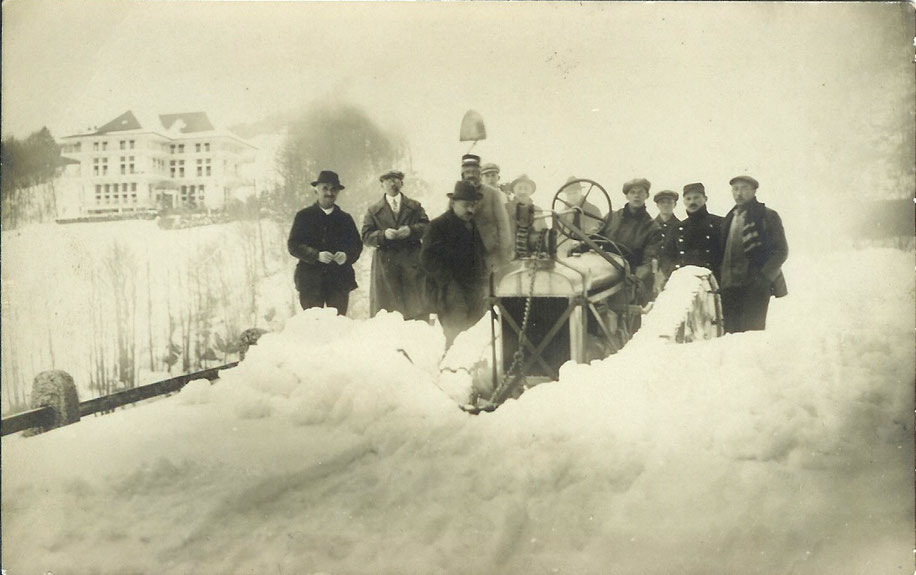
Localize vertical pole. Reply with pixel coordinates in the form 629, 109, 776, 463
489, 273, 498, 394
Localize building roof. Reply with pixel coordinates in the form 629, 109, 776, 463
59, 110, 256, 149
95, 110, 144, 134
159, 112, 215, 134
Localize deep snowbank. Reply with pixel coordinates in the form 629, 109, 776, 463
2, 248, 913, 575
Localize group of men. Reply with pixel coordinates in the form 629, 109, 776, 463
287, 156, 788, 346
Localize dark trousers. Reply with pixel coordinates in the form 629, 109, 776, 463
299, 284, 349, 316
720, 283, 771, 333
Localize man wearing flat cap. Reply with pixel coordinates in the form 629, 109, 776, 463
663, 182, 724, 283
361, 170, 430, 320
591, 177, 662, 305
460, 154, 514, 272
287, 170, 363, 315
652, 189, 680, 292
719, 175, 788, 333
558, 176, 604, 236
421, 181, 488, 347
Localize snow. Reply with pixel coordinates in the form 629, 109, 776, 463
2, 247, 913, 574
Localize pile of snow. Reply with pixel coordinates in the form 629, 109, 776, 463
2, 248, 913, 574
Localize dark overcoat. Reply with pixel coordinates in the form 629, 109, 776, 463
287, 203, 363, 301
420, 210, 488, 338
664, 207, 724, 281
599, 205, 662, 279
361, 194, 430, 319
719, 198, 788, 297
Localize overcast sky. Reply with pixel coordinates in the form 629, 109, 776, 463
3, 1, 913, 245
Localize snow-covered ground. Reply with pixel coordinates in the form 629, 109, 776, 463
2, 247, 913, 574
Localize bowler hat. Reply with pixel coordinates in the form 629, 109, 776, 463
653, 190, 679, 202
729, 175, 759, 189
511, 174, 537, 194
448, 180, 483, 202
379, 170, 404, 182
311, 170, 345, 190
622, 178, 651, 195
682, 183, 706, 196
461, 154, 481, 168
480, 163, 500, 175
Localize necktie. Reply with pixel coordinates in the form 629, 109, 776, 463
391, 195, 399, 215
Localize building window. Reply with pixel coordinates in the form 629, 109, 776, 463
93, 141, 99, 151
129, 140, 135, 149
95, 184, 102, 203
102, 141, 108, 151
102, 157, 108, 175
170, 144, 176, 154
179, 161, 185, 178
120, 140, 126, 150
178, 144, 185, 154
197, 159, 203, 176
170, 160, 176, 178
93, 158, 99, 176
205, 158, 211, 176
204, 142, 210, 152
129, 156, 135, 174
195, 143, 201, 153
120, 157, 126, 175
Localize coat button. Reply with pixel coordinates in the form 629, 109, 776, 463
705, 249, 710, 253
705, 235, 710, 239
679, 251, 685, 255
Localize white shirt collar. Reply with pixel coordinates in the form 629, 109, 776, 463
385, 193, 402, 210
320, 205, 335, 215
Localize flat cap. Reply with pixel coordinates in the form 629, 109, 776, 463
729, 175, 759, 189
622, 178, 651, 195
480, 163, 500, 175
653, 190, 679, 202
510, 174, 537, 194
379, 170, 404, 182
682, 183, 706, 195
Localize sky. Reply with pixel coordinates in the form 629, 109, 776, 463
2, 1, 914, 244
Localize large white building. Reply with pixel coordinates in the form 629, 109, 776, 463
57, 110, 257, 217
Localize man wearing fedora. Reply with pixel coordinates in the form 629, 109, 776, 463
719, 175, 788, 333
505, 174, 547, 240
421, 181, 488, 347
663, 183, 724, 282
287, 170, 363, 315
558, 176, 604, 236
460, 154, 513, 272
361, 170, 430, 321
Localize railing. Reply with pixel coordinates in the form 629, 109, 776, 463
1, 362, 238, 438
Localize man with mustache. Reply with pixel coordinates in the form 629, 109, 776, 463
287, 170, 363, 315
663, 182, 724, 283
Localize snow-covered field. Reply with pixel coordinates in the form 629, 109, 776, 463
2, 246, 912, 574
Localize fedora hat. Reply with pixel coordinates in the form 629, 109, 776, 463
511, 174, 537, 194
448, 180, 483, 202
311, 170, 345, 190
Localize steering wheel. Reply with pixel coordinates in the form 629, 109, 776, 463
582, 233, 634, 261
551, 179, 612, 247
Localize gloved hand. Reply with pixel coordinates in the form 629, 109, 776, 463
396, 225, 411, 239
333, 251, 347, 265
384, 228, 398, 240
318, 251, 334, 264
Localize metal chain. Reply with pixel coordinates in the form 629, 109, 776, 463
491, 229, 547, 404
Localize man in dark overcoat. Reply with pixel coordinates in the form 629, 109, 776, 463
361, 170, 430, 320
652, 189, 680, 293
719, 175, 788, 333
663, 182, 724, 282
420, 181, 488, 348
590, 178, 663, 304
287, 170, 363, 315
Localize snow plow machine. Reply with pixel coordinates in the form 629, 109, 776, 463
445, 178, 724, 414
